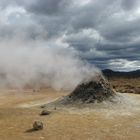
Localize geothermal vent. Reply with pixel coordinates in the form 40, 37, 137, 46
66, 75, 116, 103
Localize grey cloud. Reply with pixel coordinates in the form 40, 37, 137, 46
121, 0, 139, 10
27, 0, 70, 16
0, 0, 139, 71
99, 17, 140, 42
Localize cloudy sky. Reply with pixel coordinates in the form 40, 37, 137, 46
0, 0, 140, 71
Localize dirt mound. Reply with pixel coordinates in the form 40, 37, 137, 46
66, 75, 116, 103
42, 75, 116, 109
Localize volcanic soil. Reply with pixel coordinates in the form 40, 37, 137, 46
0, 89, 140, 140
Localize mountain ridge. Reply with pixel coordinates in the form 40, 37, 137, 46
102, 69, 140, 78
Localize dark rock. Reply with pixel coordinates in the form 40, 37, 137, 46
40, 110, 51, 116
40, 105, 46, 108
33, 121, 43, 130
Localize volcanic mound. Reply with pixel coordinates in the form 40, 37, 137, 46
65, 75, 116, 104
43, 75, 116, 110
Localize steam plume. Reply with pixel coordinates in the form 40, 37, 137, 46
0, 37, 100, 90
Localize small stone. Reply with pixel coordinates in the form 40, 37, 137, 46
33, 121, 43, 130
40, 105, 46, 108
40, 110, 51, 116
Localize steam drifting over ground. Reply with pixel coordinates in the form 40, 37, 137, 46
0, 38, 100, 90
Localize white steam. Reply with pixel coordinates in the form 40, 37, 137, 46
0, 38, 100, 90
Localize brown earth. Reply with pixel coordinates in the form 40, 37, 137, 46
108, 77, 140, 94
102, 69, 140, 94
0, 88, 140, 140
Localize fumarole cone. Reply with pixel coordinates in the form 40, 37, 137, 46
67, 75, 116, 103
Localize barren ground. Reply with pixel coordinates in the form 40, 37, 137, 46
0, 89, 140, 140
108, 77, 140, 94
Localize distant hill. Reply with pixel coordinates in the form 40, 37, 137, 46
102, 69, 140, 79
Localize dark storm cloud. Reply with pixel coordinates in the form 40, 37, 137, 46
0, 0, 140, 71
27, 0, 70, 15
99, 16, 140, 42
121, 0, 139, 10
